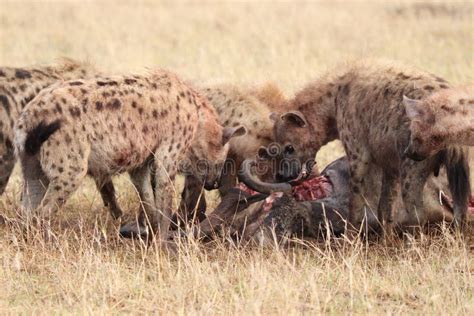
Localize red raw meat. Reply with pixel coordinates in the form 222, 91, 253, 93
291, 176, 332, 201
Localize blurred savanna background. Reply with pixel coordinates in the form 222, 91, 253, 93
0, 0, 473, 314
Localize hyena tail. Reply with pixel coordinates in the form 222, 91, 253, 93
14, 120, 61, 211
441, 147, 471, 224
17, 120, 62, 156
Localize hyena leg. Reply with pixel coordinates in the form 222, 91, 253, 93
129, 163, 156, 226
218, 156, 238, 196
218, 171, 237, 196
400, 158, 431, 227
117, 164, 155, 239
39, 169, 87, 219
176, 175, 206, 227
33, 156, 87, 239
347, 152, 371, 230
0, 140, 15, 195
153, 154, 178, 241
32, 137, 90, 234
377, 172, 398, 226
95, 178, 123, 219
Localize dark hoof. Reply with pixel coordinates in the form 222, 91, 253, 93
119, 220, 149, 239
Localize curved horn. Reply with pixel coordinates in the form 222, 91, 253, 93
238, 159, 292, 194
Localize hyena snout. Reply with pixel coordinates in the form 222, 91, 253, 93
204, 163, 226, 190
204, 180, 219, 190
276, 164, 300, 182
195, 161, 225, 190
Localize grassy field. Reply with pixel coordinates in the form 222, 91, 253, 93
1, 0, 473, 314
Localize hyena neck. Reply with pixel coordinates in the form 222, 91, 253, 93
292, 80, 339, 149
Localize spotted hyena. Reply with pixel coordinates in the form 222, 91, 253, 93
404, 85, 474, 160
271, 60, 470, 230
177, 82, 286, 224
14, 70, 244, 240
0, 58, 96, 194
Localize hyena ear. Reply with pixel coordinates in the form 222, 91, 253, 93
222, 125, 247, 145
280, 110, 308, 128
403, 95, 423, 120
257, 146, 271, 159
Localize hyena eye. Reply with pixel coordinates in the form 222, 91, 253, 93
285, 145, 295, 154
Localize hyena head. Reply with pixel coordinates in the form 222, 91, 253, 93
188, 105, 246, 190
244, 143, 319, 183
403, 95, 441, 161
271, 110, 318, 181
254, 145, 308, 183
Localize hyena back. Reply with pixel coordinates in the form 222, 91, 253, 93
14, 70, 242, 239
404, 85, 474, 159
272, 60, 470, 229
0, 58, 96, 194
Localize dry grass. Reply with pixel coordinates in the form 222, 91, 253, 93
0, 0, 473, 314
